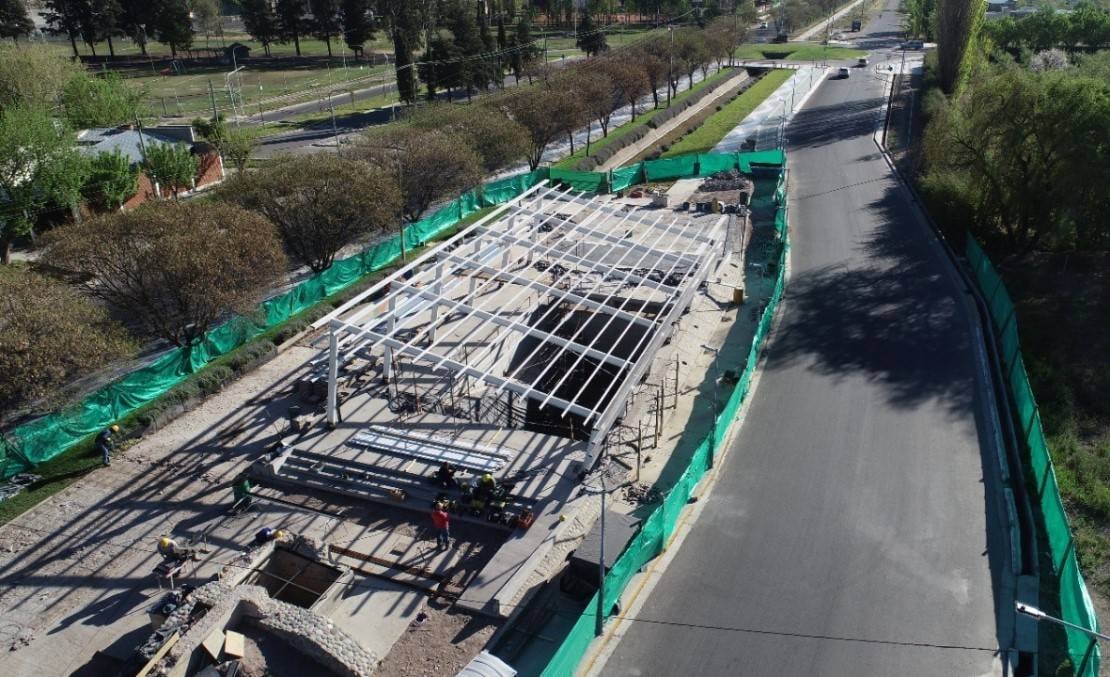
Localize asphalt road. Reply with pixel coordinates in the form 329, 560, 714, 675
597, 3, 1010, 676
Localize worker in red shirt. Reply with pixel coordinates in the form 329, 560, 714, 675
431, 502, 451, 550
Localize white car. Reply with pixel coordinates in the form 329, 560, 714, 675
838, 67, 851, 78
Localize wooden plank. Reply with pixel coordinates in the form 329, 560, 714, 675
135, 630, 180, 677
224, 629, 245, 658
201, 627, 224, 661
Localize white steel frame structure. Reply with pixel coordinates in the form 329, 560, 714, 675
313, 181, 727, 469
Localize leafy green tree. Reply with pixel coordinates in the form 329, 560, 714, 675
241, 0, 278, 56
0, 267, 133, 411
118, 0, 154, 56
42, 202, 288, 347
62, 72, 143, 128
341, 0, 374, 58
502, 85, 572, 169
576, 11, 608, 56
152, 0, 193, 57
276, 0, 308, 56
935, 0, 984, 93
355, 126, 482, 223
41, 0, 85, 57
83, 149, 139, 211
418, 32, 464, 100
923, 64, 1110, 252
0, 0, 33, 42
309, 0, 342, 56
509, 16, 541, 81
141, 142, 199, 198
81, 0, 123, 57
192, 0, 222, 48
409, 103, 529, 172
224, 154, 401, 271
0, 107, 87, 263
376, 1, 425, 104
0, 43, 85, 110
219, 127, 258, 175
448, 0, 492, 100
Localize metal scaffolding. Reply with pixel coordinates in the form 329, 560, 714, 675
313, 181, 727, 469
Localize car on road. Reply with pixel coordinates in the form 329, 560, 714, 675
838, 67, 851, 78
857, 57, 869, 67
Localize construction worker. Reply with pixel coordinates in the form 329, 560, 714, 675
475, 472, 497, 503
232, 478, 254, 511
96, 425, 120, 466
253, 527, 285, 546
157, 536, 196, 562
431, 502, 451, 550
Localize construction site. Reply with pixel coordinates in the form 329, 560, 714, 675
0, 163, 785, 677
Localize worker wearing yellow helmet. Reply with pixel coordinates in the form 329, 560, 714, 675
96, 425, 121, 466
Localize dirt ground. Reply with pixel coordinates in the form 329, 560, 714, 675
375, 599, 499, 677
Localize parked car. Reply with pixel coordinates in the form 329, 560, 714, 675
838, 67, 851, 78
857, 57, 869, 67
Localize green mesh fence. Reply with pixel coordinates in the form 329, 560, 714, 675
540, 164, 789, 677
2, 150, 784, 491
965, 237, 1100, 675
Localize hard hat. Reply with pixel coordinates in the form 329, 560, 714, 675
483, 473, 493, 481
275, 530, 286, 540
159, 536, 171, 548
110, 425, 120, 433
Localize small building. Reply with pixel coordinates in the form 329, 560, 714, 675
76, 125, 225, 209
225, 42, 251, 64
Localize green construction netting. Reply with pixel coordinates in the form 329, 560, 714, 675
550, 167, 608, 193
610, 164, 644, 193
0, 168, 550, 479
696, 152, 739, 176
966, 236, 1101, 675
739, 148, 786, 173
643, 155, 697, 182
540, 167, 788, 677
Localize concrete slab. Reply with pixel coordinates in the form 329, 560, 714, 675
329, 577, 423, 661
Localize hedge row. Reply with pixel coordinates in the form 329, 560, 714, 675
573, 67, 768, 172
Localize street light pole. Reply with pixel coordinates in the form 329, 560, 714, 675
595, 465, 607, 636
702, 344, 721, 463
668, 25, 674, 107
1017, 602, 1108, 673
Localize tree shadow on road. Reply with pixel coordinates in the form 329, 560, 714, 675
786, 96, 887, 150
769, 184, 976, 415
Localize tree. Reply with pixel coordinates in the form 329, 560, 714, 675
448, 0, 492, 100
923, 64, 1110, 253
61, 72, 143, 128
141, 142, 199, 198
635, 42, 668, 108
81, 0, 123, 57
576, 10, 608, 56
502, 86, 572, 169
83, 149, 139, 211
409, 103, 529, 172
706, 14, 748, 67
562, 70, 612, 154
0, 0, 33, 42
224, 154, 401, 272
935, 0, 984, 93
152, 0, 193, 57
43, 202, 288, 347
341, 0, 373, 58
276, 0, 307, 56
309, 0, 341, 56
192, 116, 259, 174
355, 126, 483, 222
0, 106, 86, 263
192, 0, 221, 48
117, 0, 154, 56
509, 15, 541, 81
41, 0, 85, 57
0, 267, 133, 412
597, 57, 649, 120
418, 32, 463, 100
241, 0, 278, 56
0, 43, 85, 111
377, 0, 424, 105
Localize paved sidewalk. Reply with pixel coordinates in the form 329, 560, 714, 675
0, 346, 318, 676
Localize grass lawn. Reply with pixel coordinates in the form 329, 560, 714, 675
734, 42, 866, 61
553, 65, 740, 170
130, 62, 392, 119
662, 69, 794, 157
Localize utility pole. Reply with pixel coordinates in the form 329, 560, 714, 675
328, 91, 341, 155
667, 25, 674, 106
208, 79, 218, 120
595, 464, 607, 637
